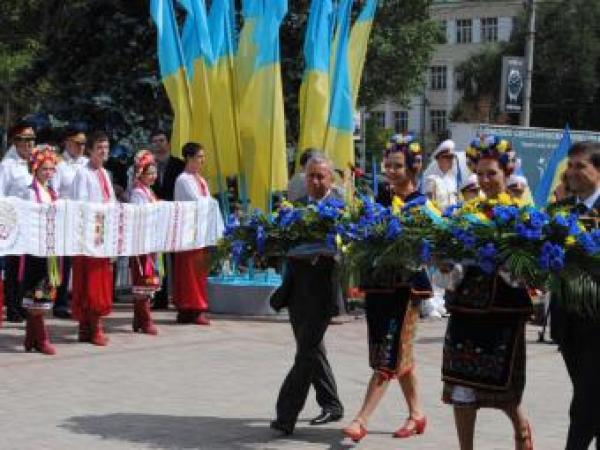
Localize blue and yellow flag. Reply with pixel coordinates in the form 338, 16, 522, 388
179, 0, 220, 190
208, 0, 243, 181
237, 0, 288, 212
150, 0, 193, 158
349, 0, 377, 106
534, 125, 571, 207
298, 0, 334, 155
323, 0, 354, 171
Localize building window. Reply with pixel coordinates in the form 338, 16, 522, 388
456, 19, 472, 44
481, 17, 498, 42
438, 20, 447, 43
393, 111, 408, 133
430, 110, 447, 134
429, 65, 447, 91
373, 111, 386, 128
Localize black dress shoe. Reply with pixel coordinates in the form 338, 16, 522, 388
309, 411, 343, 426
270, 420, 294, 435
53, 309, 72, 319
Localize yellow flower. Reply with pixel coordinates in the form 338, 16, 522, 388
565, 235, 576, 246
497, 140, 509, 153
497, 192, 512, 205
475, 212, 489, 222
280, 199, 293, 209
335, 234, 343, 248
391, 196, 404, 215
425, 200, 442, 217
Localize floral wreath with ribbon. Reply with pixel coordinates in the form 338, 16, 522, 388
465, 135, 512, 168
28, 145, 58, 174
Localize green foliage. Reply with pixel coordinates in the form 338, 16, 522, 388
364, 117, 393, 156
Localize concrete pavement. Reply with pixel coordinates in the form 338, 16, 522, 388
0, 306, 571, 449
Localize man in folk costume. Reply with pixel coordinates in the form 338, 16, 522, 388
0, 120, 36, 323
270, 153, 344, 435
550, 141, 600, 450
172, 142, 211, 325
51, 125, 89, 319
70, 131, 116, 346
149, 129, 185, 310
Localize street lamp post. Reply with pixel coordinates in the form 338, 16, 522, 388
521, 0, 536, 127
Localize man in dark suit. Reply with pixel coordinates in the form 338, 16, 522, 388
150, 130, 185, 309
270, 153, 344, 435
550, 141, 600, 450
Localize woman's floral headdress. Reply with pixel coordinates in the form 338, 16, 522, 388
465, 135, 512, 167
29, 145, 58, 174
134, 149, 156, 179
385, 133, 422, 169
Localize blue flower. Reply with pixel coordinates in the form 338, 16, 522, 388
577, 230, 600, 255
539, 241, 565, 272
527, 209, 549, 228
326, 232, 336, 249
224, 214, 240, 237
451, 227, 477, 249
443, 204, 461, 218
402, 196, 427, 212
492, 205, 519, 225
421, 239, 432, 263
515, 223, 543, 240
477, 242, 497, 274
231, 240, 245, 265
385, 217, 402, 240
317, 197, 344, 220
256, 225, 266, 255
276, 207, 303, 227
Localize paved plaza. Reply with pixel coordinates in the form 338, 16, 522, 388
1, 306, 571, 449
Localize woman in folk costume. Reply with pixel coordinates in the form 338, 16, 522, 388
18, 146, 62, 355
128, 150, 161, 335
173, 142, 211, 326
424, 139, 460, 212
441, 136, 533, 450
70, 131, 116, 346
342, 138, 432, 443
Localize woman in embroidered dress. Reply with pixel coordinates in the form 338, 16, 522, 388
18, 146, 61, 355
173, 142, 211, 325
128, 150, 160, 335
70, 131, 116, 346
342, 138, 432, 443
441, 137, 533, 450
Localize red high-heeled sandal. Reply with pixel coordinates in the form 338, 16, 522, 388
393, 416, 427, 438
342, 419, 368, 443
516, 421, 533, 450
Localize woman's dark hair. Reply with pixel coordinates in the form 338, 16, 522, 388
568, 141, 600, 169
384, 143, 419, 172
150, 129, 170, 142
182, 142, 203, 160
299, 148, 317, 168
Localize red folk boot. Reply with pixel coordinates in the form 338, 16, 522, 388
32, 314, 56, 355
133, 298, 158, 335
90, 314, 108, 346
23, 311, 35, 352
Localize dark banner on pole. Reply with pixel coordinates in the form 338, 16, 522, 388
500, 56, 525, 113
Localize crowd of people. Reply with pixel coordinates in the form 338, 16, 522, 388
274, 137, 599, 450
0, 116, 599, 450
0, 120, 212, 354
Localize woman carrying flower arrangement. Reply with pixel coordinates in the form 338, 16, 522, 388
440, 136, 533, 450
128, 150, 161, 335
18, 146, 62, 355
342, 137, 432, 443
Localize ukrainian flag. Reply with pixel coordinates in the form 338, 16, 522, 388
298, 0, 335, 154
207, 0, 243, 181
150, 0, 193, 158
179, 0, 220, 191
237, 0, 288, 212
534, 125, 571, 207
323, 0, 354, 171
349, 0, 377, 105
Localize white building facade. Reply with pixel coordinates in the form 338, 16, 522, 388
369, 1, 523, 148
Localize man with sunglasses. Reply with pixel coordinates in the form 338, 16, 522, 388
49, 126, 89, 319
0, 120, 36, 322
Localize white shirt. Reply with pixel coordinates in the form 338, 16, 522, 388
173, 172, 210, 201
54, 152, 89, 198
129, 184, 157, 205
424, 170, 458, 212
580, 186, 600, 210
0, 148, 32, 198
70, 162, 116, 202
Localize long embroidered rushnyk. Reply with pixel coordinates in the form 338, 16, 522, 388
0, 197, 223, 257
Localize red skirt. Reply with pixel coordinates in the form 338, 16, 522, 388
130, 254, 161, 297
173, 249, 209, 312
71, 256, 113, 319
